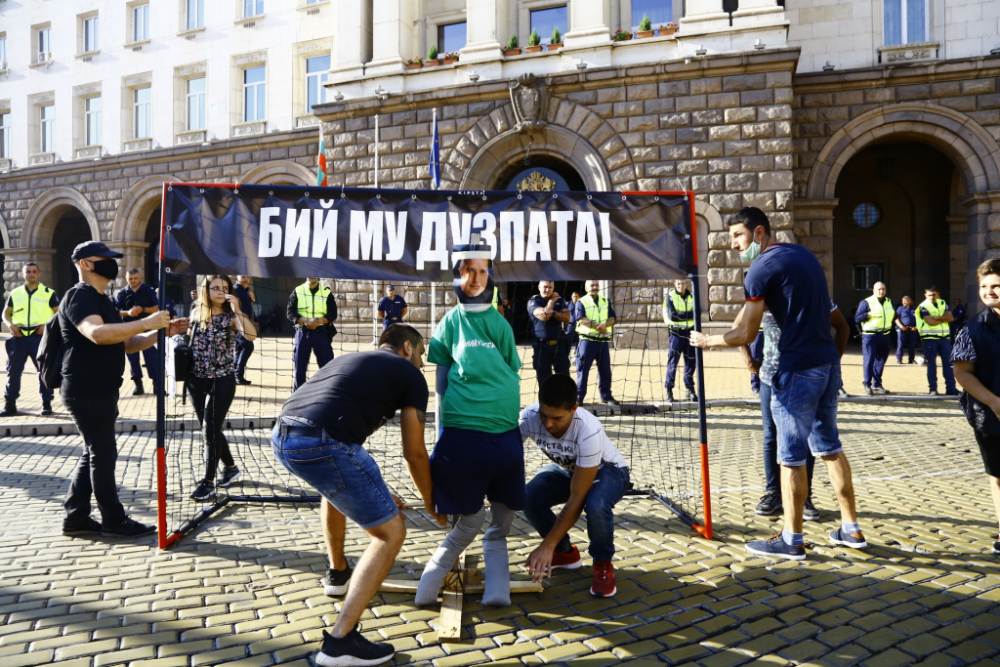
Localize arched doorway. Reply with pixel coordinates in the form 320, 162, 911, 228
53, 210, 93, 294
832, 143, 956, 324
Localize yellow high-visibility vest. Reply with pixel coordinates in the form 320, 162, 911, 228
9, 283, 55, 330
663, 290, 694, 329
577, 294, 612, 341
492, 286, 501, 311
295, 281, 331, 319
861, 295, 894, 334
915, 298, 949, 339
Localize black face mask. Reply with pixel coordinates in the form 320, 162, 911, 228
89, 259, 120, 280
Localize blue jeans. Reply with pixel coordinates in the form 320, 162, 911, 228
523, 464, 630, 562
861, 333, 890, 388
576, 339, 613, 403
897, 329, 917, 363
234, 335, 255, 379
4, 334, 53, 402
760, 381, 815, 497
270, 420, 398, 529
749, 331, 764, 392
292, 329, 334, 391
664, 333, 695, 390
922, 338, 956, 393
770, 363, 843, 466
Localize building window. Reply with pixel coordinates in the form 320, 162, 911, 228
85, 97, 102, 146
40, 105, 54, 153
0, 35, 6, 63
631, 0, 673, 29
884, 0, 927, 45
0, 112, 10, 158
83, 16, 100, 53
853, 202, 882, 229
530, 6, 567, 46
244, 0, 264, 17
38, 27, 51, 56
187, 0, 205, 30
243, 66, 266, 121
853, 264, 884, 291
133, 87, 152, 138
133, 4, 150, 42
305, 56, 329, 114
438, 22, 467, 54
186, 77, 206, 130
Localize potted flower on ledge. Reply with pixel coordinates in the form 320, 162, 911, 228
636, 14, 654, 39
548, 27, 563, 50
406, 56, 423, 70
526, 29, 543, 53
505, 34, 521, 56
443, 51, 459, 65
425, 45, 440, 67
613, 29, 632, 42
659, 22, 678, 36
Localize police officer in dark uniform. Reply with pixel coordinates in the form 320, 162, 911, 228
527, 280, 571, 386
1, 263, 59, 416
377, 284, 408, 331
287, 278, 338, 391
114, 269, 160, 396
663, 279, 697, 403
855, 281, 893, 395
233, 275, 256, 385
894, 295, 917, 364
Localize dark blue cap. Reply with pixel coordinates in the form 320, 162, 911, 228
71, 241, 123, 261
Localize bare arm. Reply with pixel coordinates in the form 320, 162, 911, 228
732, 306, 760, 375
2, 306, 22, 338
954, 360, 998, 413
78, 311, 171, 346
526, 464, 600, 582
400, 406, 446, 526
831, 307, 850, 358
401, 306, 408, 318
691, 299, 764, 348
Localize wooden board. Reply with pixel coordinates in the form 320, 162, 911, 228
378, 578, 543, 594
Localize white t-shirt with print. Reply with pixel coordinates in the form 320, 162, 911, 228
519, 403, 628, 472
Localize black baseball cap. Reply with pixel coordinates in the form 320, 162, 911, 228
387, 284, 396, 290
71, 241, 124, 261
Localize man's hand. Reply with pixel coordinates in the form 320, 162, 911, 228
745, 357, 761, 375
167, 318, 190, 336
596, 323, 607, 334
423, 496, 447, 527
690, 331, 711, 348
9, 325, 23, 338
548, 292, 560, 301
526, 544, 555, 583
306, 318, 321, 330
145, 310, 171, 330
128, 306, 144, 318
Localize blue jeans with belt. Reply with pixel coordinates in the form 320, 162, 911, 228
4, 333, 53, 402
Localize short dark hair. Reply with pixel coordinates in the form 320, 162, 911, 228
977, 259, 1000, 281
925, 285, 938, 293
539, 374, 578, 411
379, 324, 424, 353
728, 207, 771, 236
23, 262, 39, 269
128, 268, 140, 276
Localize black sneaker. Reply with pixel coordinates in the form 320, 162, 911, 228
666, 388, 675, 403
872, 386, 889, 395
685, 388, 698, 402
755, 491, 782, 516
41, 401, 53, 416
189, 479, 215, 501
102, 517, 156, 537
63, 516, 103, 535
217, 466, 241, 488
0, 400, 17, 417
603, 397, 620, 406
837, 387, 850, 398
323, 565, 353, 596
863, 384, 873, 396
132, 381, 145, 396
236, 377, 252, 385
316, 626, 394, 667
993, 537, 1000, 554
803, 499, 820, 521
946, 389, 960, 396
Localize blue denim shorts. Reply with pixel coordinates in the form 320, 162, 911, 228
770, 363, 843, 466
270, 421, 398, 530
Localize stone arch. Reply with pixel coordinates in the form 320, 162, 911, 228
113, 175, 180, 244
807, 103, 1000, 200
241, 160, 315, 186
0, 211, 10, 250
22, 187, 101, 248
449, 99, 627, 191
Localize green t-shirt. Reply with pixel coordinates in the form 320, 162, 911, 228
429, 306, 522, 433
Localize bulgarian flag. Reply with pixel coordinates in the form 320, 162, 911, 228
316, 131, 329, 187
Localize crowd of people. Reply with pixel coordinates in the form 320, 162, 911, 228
8, 208, 1000, 666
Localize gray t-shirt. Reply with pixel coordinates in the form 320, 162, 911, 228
759, 299, 838, 386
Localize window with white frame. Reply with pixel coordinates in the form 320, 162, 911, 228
186, 77, 206, 130
37, 27, 51, 56
305, 55, 329, 114
133, 87, 151, 138
83, 16, 99, 52
243, 66, 266, 122
133, 3, 150, 42
0, 112, 10, 158
40, 105, 55, 153
630, 0, 673, 30
530, 6, 566, 46
0, 34, 7, 64
187, 0, 205, 30
244, 0, 264, 17
884, 0, 927, 45
85, 97, 102, 146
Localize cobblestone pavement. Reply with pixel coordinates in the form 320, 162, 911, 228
3, 400, 1000, 666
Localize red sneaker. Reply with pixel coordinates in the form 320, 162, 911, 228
551, 545, 583, 570
590, 561, 617, 597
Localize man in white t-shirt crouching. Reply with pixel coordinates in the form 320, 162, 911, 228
519, 374, 631, 598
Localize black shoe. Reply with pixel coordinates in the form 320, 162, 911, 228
0, 400, 17, 417
897, 359, 903, 365
685, 388, 697, 402
604, 397, 620, 406
102, 517, 156, 537
803, 499, 820, 522
837, 388, 849, 398
41, 400, 53, 416
316, 626, 394, 667
217, 466, 241, 488
863, 384, 873, 396
946, 389, 960, 396
993, 537, 1000, 554
666, 388, 675, 403
929, 390, 940, 396
189, 479, 215, 501
755, 492, 782, 516
236, 377, 252, 385
63, 516, 103, 535
323, 565, 354, 596
132, 381, 145, 396
872, 386, 889, 395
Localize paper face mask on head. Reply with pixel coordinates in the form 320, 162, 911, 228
451, 236, 496, 307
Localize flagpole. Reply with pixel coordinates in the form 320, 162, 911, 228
374, 114, 379, 189
431, 108, 437, 191
372, 114, 380, 346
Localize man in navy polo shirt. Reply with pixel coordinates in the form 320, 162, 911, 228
527, 280, 571, 386
691, 207, 866, 560
114, 269, 160, 396
233, 276, 256, 385
377, 284, 407, 331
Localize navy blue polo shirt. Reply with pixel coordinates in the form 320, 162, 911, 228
377, 295, 407, 323
743, 243, 838, 374
113, 283, 159, 323
896, 305, 916, 328
233, 284, 254, 318
527, 295, 568, 340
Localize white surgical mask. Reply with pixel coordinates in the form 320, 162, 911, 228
739, 231, 762, 263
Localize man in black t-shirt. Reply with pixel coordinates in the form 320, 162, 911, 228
61, 242, 188, 539
527, 280, 571, 386
271, 324, 445, 667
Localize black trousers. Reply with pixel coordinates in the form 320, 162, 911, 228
186, 375, 237, 482
532, 338, 571, 386
64, 394, 128, 525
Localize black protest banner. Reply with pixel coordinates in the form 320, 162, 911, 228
161, 184, 695, 281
